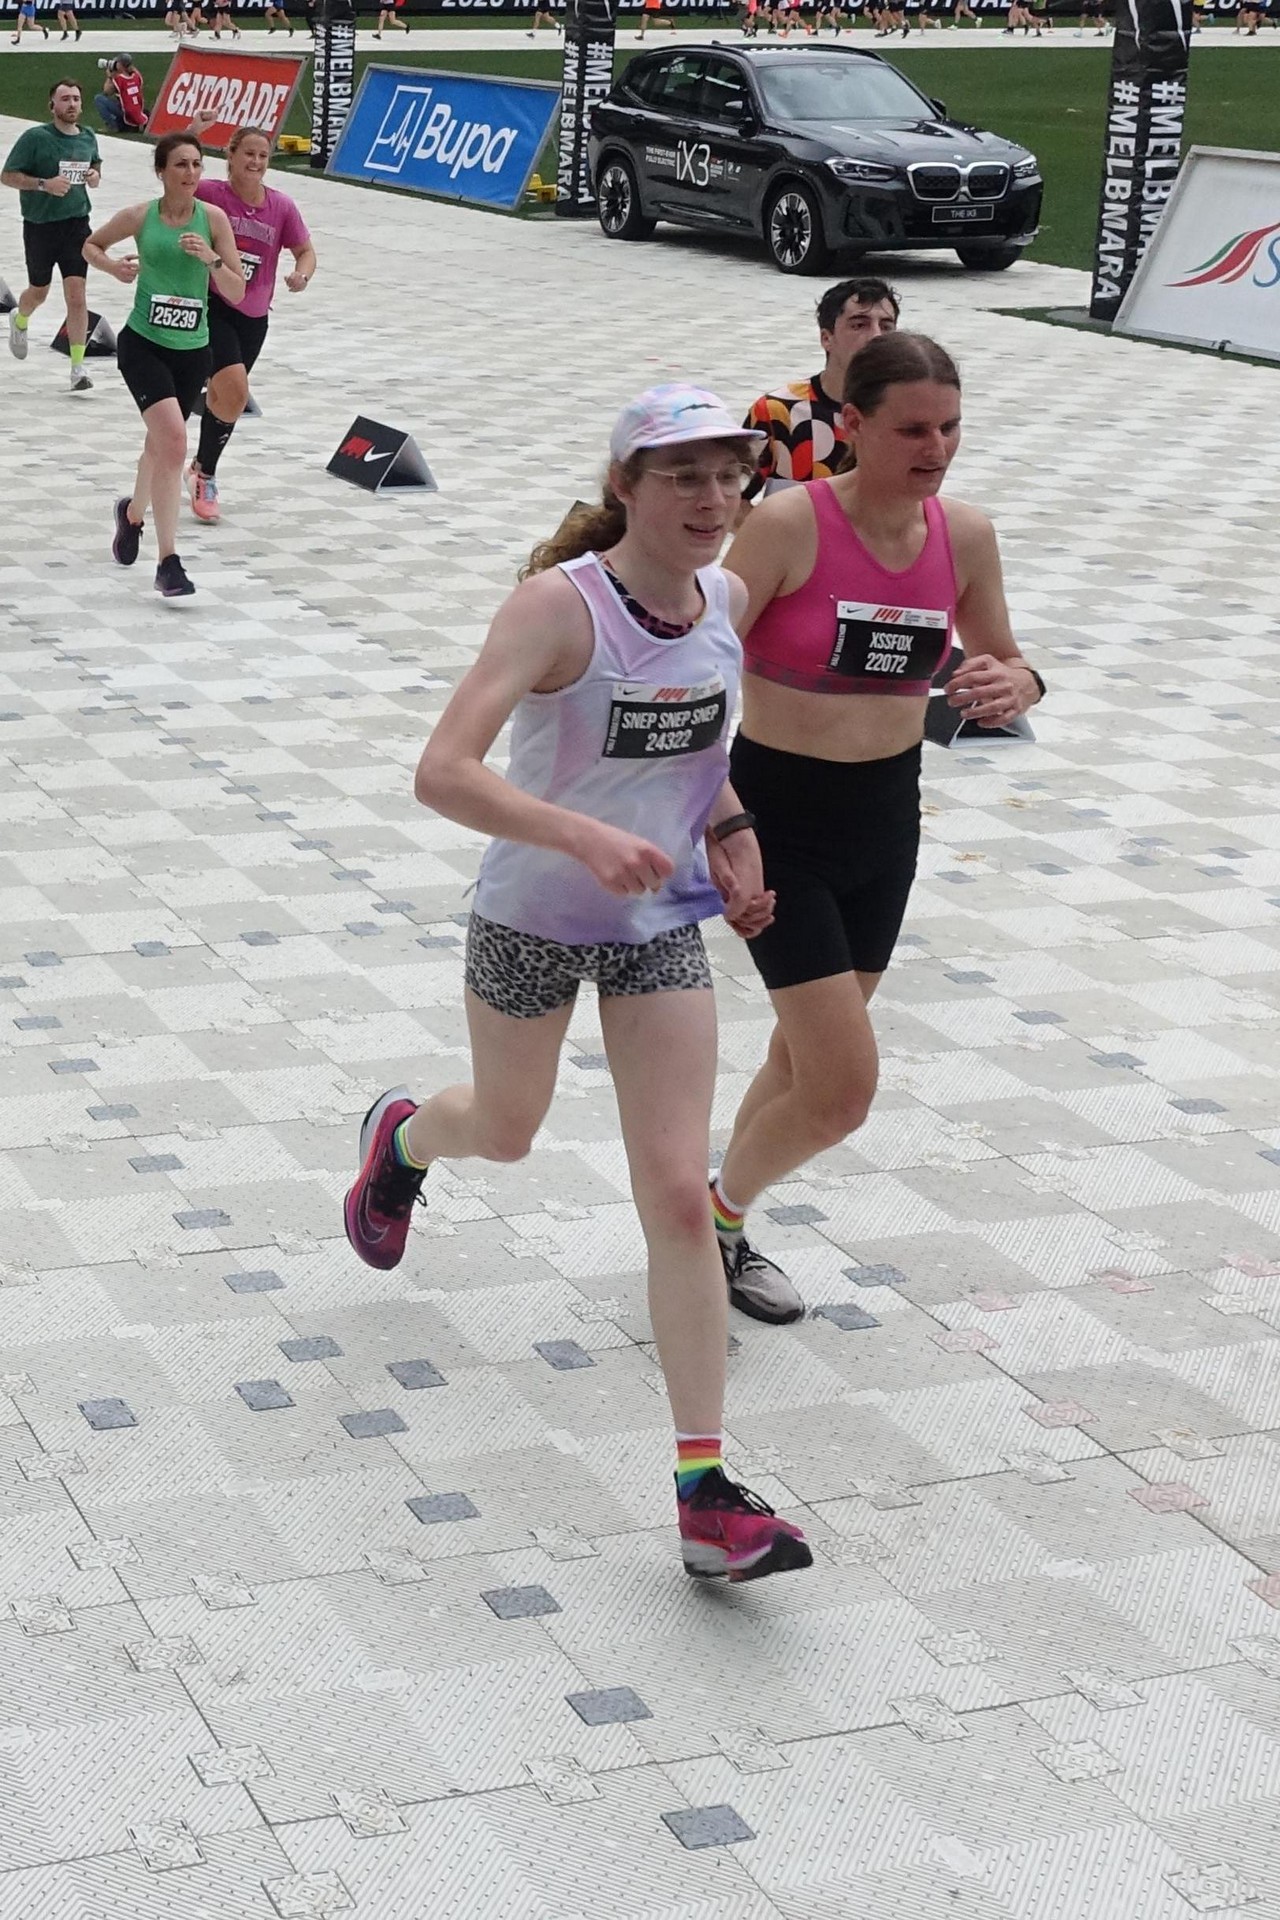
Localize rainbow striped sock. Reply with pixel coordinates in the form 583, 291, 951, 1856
676, 1433, 723, 1501
710, 1176, 745, 1243
393, 1118, 429, 1172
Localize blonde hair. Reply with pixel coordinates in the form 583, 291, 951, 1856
227, 125, 273, 156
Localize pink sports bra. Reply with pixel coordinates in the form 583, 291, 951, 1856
743, 479, 957, 698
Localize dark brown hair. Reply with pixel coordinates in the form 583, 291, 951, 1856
816, 275, 900, 334
49, 78, 82, 104
154, 132, 203, 174
842, 330, 960, 414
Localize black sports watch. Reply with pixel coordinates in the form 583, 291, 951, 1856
1020, 664, 1046, 702
711, 811, 757, 843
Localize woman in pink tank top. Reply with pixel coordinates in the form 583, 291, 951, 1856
706, 334, 1046, 1317
342, 385, 814, 1586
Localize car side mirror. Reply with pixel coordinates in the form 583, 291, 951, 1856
930, 97, 948, 119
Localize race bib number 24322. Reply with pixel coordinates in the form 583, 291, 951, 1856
602, 678, 727, 759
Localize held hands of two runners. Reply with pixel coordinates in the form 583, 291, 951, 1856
945, 652, 1036, 729
705, 829, 776, 941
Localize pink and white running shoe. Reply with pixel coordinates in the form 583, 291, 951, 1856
343, 1086, 427, 1271
186, 463, 220, 523
678, 1467, 813, 1582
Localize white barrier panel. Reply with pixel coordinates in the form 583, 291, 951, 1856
1114, 146, 1280, 363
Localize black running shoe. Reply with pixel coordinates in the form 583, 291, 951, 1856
112, 496, 142, 567
155, 554, 196, 598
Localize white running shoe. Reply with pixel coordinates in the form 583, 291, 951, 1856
70, 367, 92, 392
9, 313, 28, 360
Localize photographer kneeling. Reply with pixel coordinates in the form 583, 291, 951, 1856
95, 55, 148, 135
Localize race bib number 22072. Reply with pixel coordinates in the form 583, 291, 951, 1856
602, 678, 727, 759
829, 601, 948, 685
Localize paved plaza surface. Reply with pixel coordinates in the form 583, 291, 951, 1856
3, 121, 1280, 1920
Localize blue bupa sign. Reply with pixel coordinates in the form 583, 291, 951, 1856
327, 65, 560, 211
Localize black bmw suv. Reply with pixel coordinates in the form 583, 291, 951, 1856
589, 43, 1042, 275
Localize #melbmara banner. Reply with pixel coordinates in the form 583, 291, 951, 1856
556, 0, 618, 218
147, 44, 309, 149
1089, 0, 1194, 320
311, 0, 356, 168
1114, 146, 1280, 362
327, 64, 560, 209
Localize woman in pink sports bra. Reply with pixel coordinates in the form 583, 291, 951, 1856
705, 332, 1045, 1318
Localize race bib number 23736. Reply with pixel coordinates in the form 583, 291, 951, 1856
603, 678, 727, 760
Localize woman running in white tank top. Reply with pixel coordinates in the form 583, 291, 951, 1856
343, 385, 814, 1587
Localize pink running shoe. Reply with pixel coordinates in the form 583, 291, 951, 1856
343, 1086, 427, 1271
678, 1467, 813, 1582
187, 463, 220, 524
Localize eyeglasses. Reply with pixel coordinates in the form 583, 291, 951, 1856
647, 465, 751, 500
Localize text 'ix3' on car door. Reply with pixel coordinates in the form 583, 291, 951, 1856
639, 54, 764, 228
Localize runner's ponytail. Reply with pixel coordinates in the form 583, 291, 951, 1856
522, 459, 643, 576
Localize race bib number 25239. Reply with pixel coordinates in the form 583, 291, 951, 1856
602, 678, 727, 760
148, 292, 202, 333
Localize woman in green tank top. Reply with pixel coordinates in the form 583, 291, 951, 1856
85, 132, 244, 598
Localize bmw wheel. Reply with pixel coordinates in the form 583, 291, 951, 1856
956, 242, 1024, 271
765, 182, 831, 275
596, 157, 655, 242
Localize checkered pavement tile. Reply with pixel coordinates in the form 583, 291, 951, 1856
2, 99, 1280, 1920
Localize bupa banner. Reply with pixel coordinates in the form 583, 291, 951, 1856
1088, 0, 1194, 320
1115, 146, 1280, 363
327, 66, 560, 211
147, 46, 310, 151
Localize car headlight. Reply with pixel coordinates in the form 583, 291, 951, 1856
1013, 156, 1039, 179
825, 157, 898, 185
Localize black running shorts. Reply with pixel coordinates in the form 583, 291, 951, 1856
23, 216, 90, 289
208, 294, 269, 376
116, 324, 212, 419
730, 732, 921, 990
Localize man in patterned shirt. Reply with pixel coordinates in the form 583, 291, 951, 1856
741, 276, 900, 503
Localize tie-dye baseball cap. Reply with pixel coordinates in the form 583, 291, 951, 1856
609, 384, 766, 463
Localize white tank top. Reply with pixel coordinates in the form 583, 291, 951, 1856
473, 553, 742, 946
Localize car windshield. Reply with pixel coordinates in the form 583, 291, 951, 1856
757, 59, 933, 123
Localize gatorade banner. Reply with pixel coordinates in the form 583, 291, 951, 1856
147, 45, 309, 151
1088, 0, 1194, 320
556, 0, 619, 218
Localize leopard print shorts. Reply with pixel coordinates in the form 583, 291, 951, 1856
464, 912, 712, 1020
